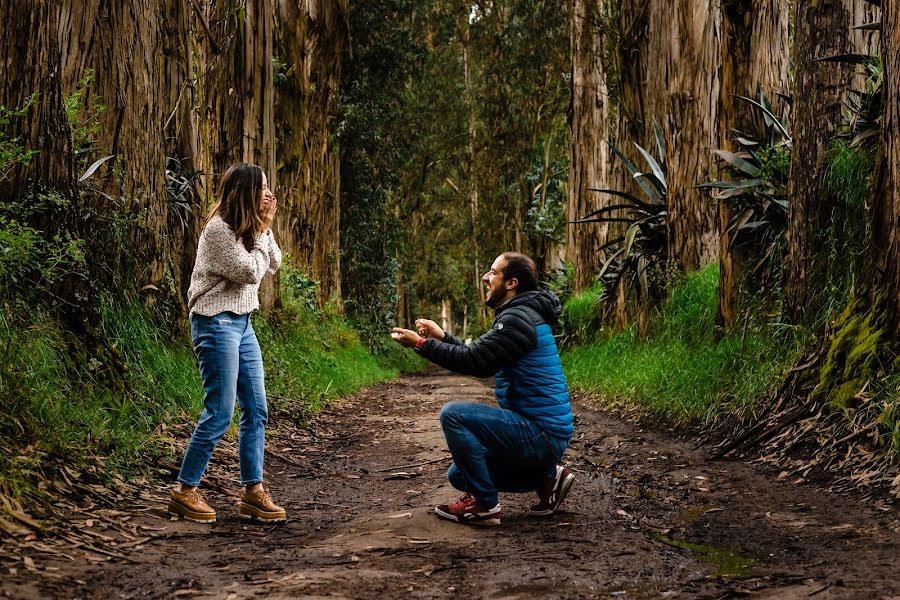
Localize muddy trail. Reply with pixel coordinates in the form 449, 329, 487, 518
5, 367, 899, 599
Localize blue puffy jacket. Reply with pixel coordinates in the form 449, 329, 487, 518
417, 290, 573, 440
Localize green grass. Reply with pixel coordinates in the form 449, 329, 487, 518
560, 282, 603, 345
562, 264, 805, 425
0, 291, 423, 505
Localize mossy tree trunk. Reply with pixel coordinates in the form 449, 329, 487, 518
716, 0, 789, 330
273, 0, 348, 307
785, 0, 854, 326
868, 0, 900, 334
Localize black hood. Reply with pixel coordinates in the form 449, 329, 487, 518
496, 289, 562, 326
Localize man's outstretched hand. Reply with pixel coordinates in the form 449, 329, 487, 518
390, 327, 422, 348
415, 319, 444, 340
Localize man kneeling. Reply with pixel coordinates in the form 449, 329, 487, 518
391, 252, 574, 526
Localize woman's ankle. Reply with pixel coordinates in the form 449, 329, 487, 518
245, 482, 263, 494
176, 483, 196, 494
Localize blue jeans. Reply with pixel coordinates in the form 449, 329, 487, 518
178, 312, 268, 487
439, 401, 568, 507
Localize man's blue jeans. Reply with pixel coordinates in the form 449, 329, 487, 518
178, 312, 268, 487
439, 401, 568, 507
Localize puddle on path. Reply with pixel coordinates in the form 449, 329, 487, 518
654, 535, 756, 578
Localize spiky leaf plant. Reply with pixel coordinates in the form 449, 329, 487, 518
698, 93, 790, 286
573, 121, 668, 305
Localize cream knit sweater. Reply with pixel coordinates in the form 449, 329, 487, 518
187, 215, 282, 317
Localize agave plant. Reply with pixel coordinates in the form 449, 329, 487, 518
573, 121, 668, 305
698, 92, 791, 283
816, 0, 883, 147
165, 156, 202, 233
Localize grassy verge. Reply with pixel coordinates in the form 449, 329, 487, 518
561, 264, 807, 426
0, 293, 423, 506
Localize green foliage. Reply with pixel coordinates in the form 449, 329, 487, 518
562, 263, 804, 425
574, 121, 669, 306
273, 56, 289, 86
523, 142, 568, 244
0, 215, 86, 310
338, 0, 423, 343
560, 283, 604, 346
700, 93, 791, 292
165, 156, 202, 234
281, 257, 319, 311
0, 93, 39, 182
0, 283, 421, 503
64, 69, 106, 158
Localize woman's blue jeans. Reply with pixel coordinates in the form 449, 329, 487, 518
439, 401, 568, 507
178, 312, 268, 487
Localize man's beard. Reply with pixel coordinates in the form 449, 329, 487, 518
484, 285, 506, 309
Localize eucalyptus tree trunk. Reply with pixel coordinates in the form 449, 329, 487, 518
274, 0, 349, 307
195, 0, 278, 308
568, 0, 612, 294
716, 0, 790, 330
849, 0, 881, 56
868, 0, 900, 333
609, 0, 649, 331
0, 1, 73, 196
645, 0, 721, 272
462, 33, 487, 323
785, 0, 853, 325
2, 0, 196, 318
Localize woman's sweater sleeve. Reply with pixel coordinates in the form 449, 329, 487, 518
203, 221, 271, 285
267, 230, 282, 274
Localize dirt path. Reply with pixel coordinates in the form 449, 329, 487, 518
6, 367, 900, 599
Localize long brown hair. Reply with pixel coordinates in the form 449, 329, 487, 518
207, 163, 266, 250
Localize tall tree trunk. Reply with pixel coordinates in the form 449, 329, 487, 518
568, 0, 612, 293
0, 1, 74, 196
645, 0, 722, 272
463, 34, 487, 322
609, 0, 649, 331
195, 0, 278, 309
785, 0, 853, 325
2, 1, 198, 319
274, 0, 348, 307
868, 0, 900, 334
56, 2, 167, 303
717, 0, 790, 329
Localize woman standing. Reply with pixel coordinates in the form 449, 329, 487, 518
168, 162, 286, 523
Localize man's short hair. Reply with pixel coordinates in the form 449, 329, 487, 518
500, 252, 539, 292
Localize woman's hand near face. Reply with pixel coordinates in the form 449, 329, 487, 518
260, 186, 277, 230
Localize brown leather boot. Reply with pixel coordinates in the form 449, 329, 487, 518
239, 486, 286, 522
168, 487, 216, 523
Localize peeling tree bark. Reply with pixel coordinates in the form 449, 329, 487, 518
274, 0, 348, 307
645, 0, 722, 272
717, 0, 790, 330
568, 0, 612, 293
785, 0, 853, 325
195, 0, 278, 308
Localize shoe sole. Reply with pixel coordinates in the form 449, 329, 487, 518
239, 502, 287, 522
168, 501, 216, 523
434, 506, 501, 527
527, 472, 575, 516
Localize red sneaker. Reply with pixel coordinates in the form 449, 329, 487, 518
528, 466, 575, 516
435, 493, 501, 526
